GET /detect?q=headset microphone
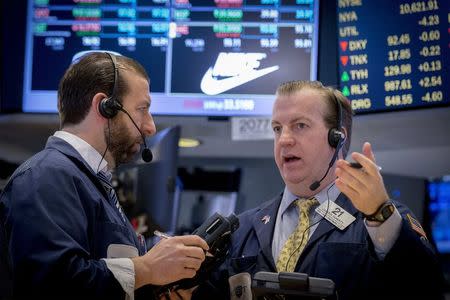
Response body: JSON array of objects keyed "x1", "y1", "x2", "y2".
[
  {"x1": 141, "y1": 146, "x2": 153, "y2": 163},
  {"x1": 309, "y1": 92, "x2": 344, "y2": 191},
  {"x1": 309, "y1": 138, "x2": 343, "y2": 191},
  {"x1": 118, "y1": 105, "x2": 153, "y2": 163},
  {"x1": 99, "y1": 52, "x2": 153, "y2": 163}
]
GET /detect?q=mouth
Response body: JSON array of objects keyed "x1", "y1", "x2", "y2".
[{"x1": 283, "y1": 154, "x2": 301, "y2": 164}]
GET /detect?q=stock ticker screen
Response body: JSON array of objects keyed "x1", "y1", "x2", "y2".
[
  {"x1": 337, "y1": 0, "x2": 449, "y2": 113},
  {"x1": 23, "y1": 0, "x2": 319, "y2": 116}
]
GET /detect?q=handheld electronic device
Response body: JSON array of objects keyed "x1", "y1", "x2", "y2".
[{"x1": 157, "y1": 213, "x2": 239, "y2": 294}]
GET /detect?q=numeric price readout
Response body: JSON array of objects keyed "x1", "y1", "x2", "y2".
[{"x1": 337, "y1": 0, "x2": 449, "y2": 113}]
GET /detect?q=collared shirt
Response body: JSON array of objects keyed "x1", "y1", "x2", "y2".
[
  {"x1": 272, "y1": 182, "x2": 402, "y2": 262},
  {"x1": 54, "y1": 131, "x2": 135, "y2": 300}
]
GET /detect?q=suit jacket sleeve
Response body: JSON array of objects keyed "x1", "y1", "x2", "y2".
[
  {"x1": 2, "y1": 163, "x2": 125, "y2": 299},
  {"x1": 378, "y1": 202, "x2": 446, "y2": 299}
]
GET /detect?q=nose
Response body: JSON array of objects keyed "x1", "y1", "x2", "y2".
[
  {"x1": 142, "y1": 112, "x2": 156, "y2": 137},
  {"x1": 278, "y1": 128, "x2": 295, "y2": 146}
]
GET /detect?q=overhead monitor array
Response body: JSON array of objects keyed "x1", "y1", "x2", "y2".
[{"x1": 23, "y1": 0, "x2": 319, "y2": 116}]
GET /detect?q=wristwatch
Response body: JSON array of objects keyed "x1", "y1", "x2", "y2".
[{"x1": 364, "y1": 201, "x2": 395, "y2": 222}]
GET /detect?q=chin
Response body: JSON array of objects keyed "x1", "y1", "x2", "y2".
[
  {"x1": 282, "y1": 169, "x2": 303, "y2": 182},
  {"x1": 116, "y1": 151, "x2": 136, "y2": 165},
  {"x1": 283, "y1": 173, "x2": 308, "y2": 187},
  {"x1": 125, "y1": 151, "x2": 139, "y2": 163}
]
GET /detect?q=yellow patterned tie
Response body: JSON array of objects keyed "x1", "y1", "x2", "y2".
[{"x1": 276, "y1": 198, "x2": 319, "y2": 272}]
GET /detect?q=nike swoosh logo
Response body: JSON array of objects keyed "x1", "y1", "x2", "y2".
[{"x1": 200, "y1": 65, "x2": 279, "y2": 95}]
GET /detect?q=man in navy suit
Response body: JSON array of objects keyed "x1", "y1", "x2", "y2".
[
  {"x1": 195, "y1": 81, "x2": 444, "y2": 299},
  {"x1": 0, "y1": 52, "x2": 208, "y2": 299}
]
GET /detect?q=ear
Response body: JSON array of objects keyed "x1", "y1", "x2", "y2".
[
  {"x1": 92, "y1": 92, "x2": 108, "y2": 120},
  {"x1": 339, "y1": 126, "x2": 348, "y2": 158},
  {"x1": 340, "y1": 126, "x2": 348, "y2": 142}
]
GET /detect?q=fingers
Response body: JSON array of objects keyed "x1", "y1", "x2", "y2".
[
  {"x1": 335, "y1": 161, "x2": 365, "y2": 202},
  {"x1": 350, "y1": 148, "x2": 380, "y2": 176},
  {"x1": 335, "y1": 142, "x2": 390, "y2": 215},
  {"x1": 175, "y1": 235, "x2": 209, "y2": 252},
  {"x1": 140, "y1": 235, "x2": 209, "y2": 286},
  {"x1": 362, "y1": 142, "x2": 376, "y2": 163},
  {"x1": 155, "y1": 235, "x2": 208, "y2": 262},
  {"x1": 160, "y1": 237, "x2": 207, "y2": 265},
  {"x1": 182, "y1": 253, "x2": 204, "y2": 271},
  {"x1": 336, "y1": 159, "x2": 370, "y2": 191},
  {"x1": 171, "y1": 235, "x2": 209, "y2": 264},
  {"x1": 335, "y1": 176, "x2": 359, "y2": 201},
  {"x1": 180, "y1": 268, "x2": 197, "y2": 279}
]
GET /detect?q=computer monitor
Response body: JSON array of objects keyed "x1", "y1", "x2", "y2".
[
  {"x1": 427, "y1": 178, "x2": 450, "y2": 255},
  {"x1": 22, "y1": 0, "x2": 320, "y2": 116},
  {"x1": 336, "y1": 0, "x2": 449, "y2": 113}
]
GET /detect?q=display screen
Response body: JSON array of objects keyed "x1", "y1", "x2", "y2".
[
  {"x1": 23, "y1": 0, "x2": 319, "y2": 116},
  {"x1": 337, "y1": 0, "x2": 449, "y2": 113},
  {"x1": 428, "y1": 179, "x2": 450, "y2": 254}
]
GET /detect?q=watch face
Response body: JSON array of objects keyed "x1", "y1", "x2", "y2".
[
  {"x1": 381, "y1": 204, "x2": 395, "y2": 220},
  {"x1": 364, "y1": 202, "x2": 395, "y2": 222}
]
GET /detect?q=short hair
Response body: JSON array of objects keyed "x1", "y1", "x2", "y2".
[
  {"x1": 276, "y1": 80, "x2": 354, "y2": 158},
  {"x1": 57, "y1": 52, "x2": 149, "y2": 127}
]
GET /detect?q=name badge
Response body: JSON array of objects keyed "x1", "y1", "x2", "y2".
[{"x1": 315, "y1": 200, "x2": 355, "y2": 230}]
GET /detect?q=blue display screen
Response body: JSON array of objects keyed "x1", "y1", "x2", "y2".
[
  {"x1": 428, "y1": 179, "x2": 450, "y2": 254},
  {"x1": 22, "y1": 0, "x2": 319, "y2": 116},
  {"x1": 337, "y1": 0, "x2": 449, "y2": 113}
]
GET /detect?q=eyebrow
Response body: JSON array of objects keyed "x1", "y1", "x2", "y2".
[
  {"x1": 291, "y1": 117, "x2": 311, "y2": 124},
  {"x1": 271, "y1": 117, "x2": 311, "y2": 126},
  {"x1": 139, "y1": 100, "x2": 151, "y2": 108}
]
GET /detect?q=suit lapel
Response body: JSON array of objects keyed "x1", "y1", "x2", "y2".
[{"x1": 251, "y1": 195, "x2": 282, "y2": 271}]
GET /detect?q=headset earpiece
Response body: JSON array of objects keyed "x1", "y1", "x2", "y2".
[
  {"x1": 328, "y1": 128, "x2": 343, "y2": 148},
  {"x1": 99, "y1": 97, "x2": 122, "y2": 119},
  {"x1": 327, "y1": 92, "x2": 344, "y2": 148}
]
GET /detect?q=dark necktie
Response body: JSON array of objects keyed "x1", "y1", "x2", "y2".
[{"x1": 97, "y1": 170, "x2": 127, "y2": 223}]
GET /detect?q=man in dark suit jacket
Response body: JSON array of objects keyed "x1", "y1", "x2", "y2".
[
  {"x1": 195, "y1": 81, "x2": 445, "y2": 299},
  {"x1": 0, "y1": 52, "x2": 208, "y2": 300}
]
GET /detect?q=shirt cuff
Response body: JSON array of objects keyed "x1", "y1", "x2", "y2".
[
  {"x1": 103, "y1": 258, "x2": 135, "y2": 300},
  {"x1": 365, "y1": 207, "x2": 402, "y2": 260}
]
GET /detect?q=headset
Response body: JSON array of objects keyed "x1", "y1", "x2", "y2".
[
  {"x1": 309, "y1": 91, "x2": 345, "y2": 191},
  {"x1": 98, "y1": 52, "x2": 153, "y2": 162},
  {"x1": 327, "y1": 92, "x2": 344, "y2": 149},
  {"x1": 98, "y1": 52, "x2": 123, "y2": 119}
]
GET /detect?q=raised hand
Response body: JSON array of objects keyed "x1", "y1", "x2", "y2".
[{"x1": 335, "y1": 142, "x2": 389, "y2": 216}]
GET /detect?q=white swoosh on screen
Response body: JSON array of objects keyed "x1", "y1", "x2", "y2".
[{"x1": 200, "y1": 65, "x2": 279, "y2": 95}]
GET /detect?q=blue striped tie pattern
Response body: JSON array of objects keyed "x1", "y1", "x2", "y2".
[{"x1": 97, "y1": 170, "x2": 127, "y2": 223}]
